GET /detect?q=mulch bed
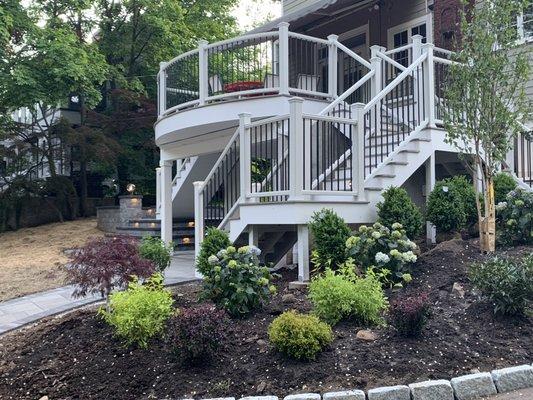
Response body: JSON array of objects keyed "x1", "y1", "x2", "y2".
[{"x1": 0, "y1": 239, "x2": 531, "y2": 400}]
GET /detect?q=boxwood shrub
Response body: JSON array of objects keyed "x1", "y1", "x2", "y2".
[
  {"x1": 377, "y1": 186, "x2": 423, "y2": 238},
  {"x1": 309, "y1": 208, "x2": 351, "y2": 270},
  {"x1": 196, "y1": 227, "x2": 231, "y2": 276}
]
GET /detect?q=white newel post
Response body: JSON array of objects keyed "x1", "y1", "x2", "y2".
[
  {"x1": 351, "y1": 102, "x2": 366, "y2": 199},
  {"x1": 239, "y1": 113, "x2": 252, "y2": 200},
  {"x1": 198, "y1": 39, "x2": 209, "y2": 106},
  {"x1": 425, "y1": 153, "x2": 436, "y2": 245},
  {"x1": 278, "y1": 22, "x2": 290, "y2": 96},
  {"x1": 297, "y1": 224, "x2": 310, "y2": 282},
  {"x1": 193, "y1": 181, "x2": 205, "y2": 262},
  {"x1": 288, "y1": 97, "x2": 304, "y2": 199},
  {"x1": 411, "y1": 35, "x2": 423, "y2": 108},
  {"x1": 327, "y1": 34, "x2": 339, "y2": 100},
  {"x1": 369, "y1": 45, "x2": 385, "y2": 97},
  {"x1": 155, "y1": 167, "x2": 162, "y2": 219},
  {"x1": 158, "y1": 62, "x2": 167, "y2": 116},
  {"x1": 160, "y1": 160, "x2": 173, "y2": 245},
  {"x1": 422, "y1": 42, "x2": 436, "y2": 127}
]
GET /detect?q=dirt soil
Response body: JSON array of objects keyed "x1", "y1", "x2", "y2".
[
  {"x1": 0, "y1": 218, "x2": 104, "y2": 301},
  {"x1": 0, "y1": 239, "x2": 531, "y2": 400}
]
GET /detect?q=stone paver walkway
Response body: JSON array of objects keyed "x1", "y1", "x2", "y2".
[
  {"x1": 486, "y1": 387, "x2": 533, "y2": 399},
  {"x1": 0, "y1": 251, "x2": 197, "y2": 335}
]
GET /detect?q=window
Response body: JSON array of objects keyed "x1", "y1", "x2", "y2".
[
  {"x1": 517, "y1": 3, "x2": 533, "y2": 41},
  {"x1": 391, "y1": 23, "x2": 428, "y2": 66}
]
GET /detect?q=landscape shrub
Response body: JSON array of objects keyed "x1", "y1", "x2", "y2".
[
  {"x1": 496, "y1": 188, "x2": 533, "y2": 246},
  {"x1": 389, "y1": 292, "x2": 431, "y2": 337},
  {"x1": 345, "y1": 222, "x2": 418, "y2": 286},
  {"x1": 308, "y1": 269, "x2": 388, "y2": 325},
  {"x1": 67, "y1": 236, "x2": 155, "y2": 302},
  {"x1": 202, "y1": 245, "x2": 276, "y2": 317},
  {"x1": 469, "y1": 254, "x2": 533, "y2": 315},
  {"x1": 168, "y1": 304, "x2": 228, "y2": 364},
  {"x1": 426, "y1": 180, "x2": 466, "y2": 233},
  {"x1": 99, "y1": 274, "x2": 174, "y2": 348},
  {"x1": 139, "y1": 236, "x2": 174, "y2": 273},
  {"x1": 268, "y1": 310, "x2": 333, "y2": 360},
  {"x1": 445, "y1": 175, "x2": 478, "y2": 226},
  {"x1": 309, "y1": 208, "x2": 351, "y2": 270},
  {"x1": 196, "y1": 227, "x2": 231, "y2": 276},
  {"x1": 377, "y1": 186, "x2": 424, "y2": 238},
  {"x1": 493, "y1": 173, "x2": 517, "y2": 205}
]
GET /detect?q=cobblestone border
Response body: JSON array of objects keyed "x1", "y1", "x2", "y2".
[{"x1": 194, "y1": 363, "x2": 533, "y2": 400}]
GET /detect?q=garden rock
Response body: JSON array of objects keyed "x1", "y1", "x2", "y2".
[
  {"x1": 452, "y1": 282, "x2": 465, "y2": 298},
  {"x1": 282, "y1": 293, "x2": 296, "y2": 304},
  {"x1": 256, "y1": 339, "x2": 268, "y2": 353},
  {"x1": 409, "y1": 379, "x2": 454, "y2": 400},
  {"x1": 367, "y1": 385, "x2": 410, "y2": 400},
  {"x1": 451, "y1": 372, "x2": 496, "y2": 400},
  {"x1": 38, "y1": 397, "x2": 49, "y2": 400},
  {"x1": 288, "y1": 281, "x2": 309, "y2": 291},
  {"x1": 356, "y1": 329, "x2": 377, "y2": 342},
  {"x1": 491, "y1": 364, "x2": 533, "y2": 393},
  {"x1": 322, "y1": 390, "x2": 365, "y2": 400},
  {"x1": 255, "y1": 381, "x2": 268, "y2": 393},
  {"x1": 283, "y1": 393, "x2": 320, "y2": 400}
]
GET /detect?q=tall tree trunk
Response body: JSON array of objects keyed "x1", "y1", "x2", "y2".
[{"x1": 480, "y1": 176, "x2": 496, "y2": 252}]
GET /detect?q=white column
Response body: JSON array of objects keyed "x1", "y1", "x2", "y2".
[
  {"x1": 160, "y1": 159, "x2": 173, "y2": 245},
  {"x1": 198, "y1": 39, "x2": 209, "y2": 105},
  {"x1": 297, "y1": 224, "x2": 310, "y2": 282},
  {"x1": 248, "y1": 226, "x2": 259, "y2": 247},
  {"x1": 239, "y1": 113, "x2": 252, "y2": 200},
  {"x1": 278, "y1": 22, "x2": 290, "y2": 96},
  {"x1": 411, "y1": 35, "x2": 423, "y2": 111},
  {"x1": 288, "y1": 97, "x2": 304, "y2": 199},
  {"x1": 327, "y1": 34, "x2": 339, "y2": 100},
  {"x1": 193, "y1": 181, "x2": 205, "y2": 263},
  {"x1": 155, "y1": 167, "x2": 162, "y2": 219},
  {"x1": 422, "y1": 42, "x2": 436, "y2": 127},
  {"x1": 425, "y1": 153, "x2": 436, "y2": 245},
  {"x1": 351, "y1": 102, "x2": 366, "y2": 199},
  {"x1": 369, "y1": 45, "x2": 385, "y2": 97},
  {"x1": 158, "y1": 62, "x2": 167, "y2": 116}
]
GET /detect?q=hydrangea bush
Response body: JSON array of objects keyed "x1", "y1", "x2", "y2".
[
  {"x1": 496, "y1": 188, "x2": 533, "y2": 246},
  {"x1": 346, "y1": 222, "x2": 418, "y2": 287},
  {"x1": 202, "y1": 245, "x2": 276, "y2": 317}
]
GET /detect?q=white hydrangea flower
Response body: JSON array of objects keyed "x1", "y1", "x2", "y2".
[
  {"x1": 216, "y1": 249, "x2": 227, "y2": 258},
  {"x1": 372, "y1": 231, "x2": 382, "y2": 239},
  {"x1": 375, "y1": 252, "x2": 390, "y2": 264},
  {"x1": 495, "y1": 201, "x2": 507, "y2": 211},
  {"x1": 402, "y1": 250, "x2": 417, "y2": 263},
  {"x1": 249, "y1": 245, "x2": 261, "y2": 256},
  {"x1": 207, "y1": 255, "x2": 219, "y2": 265}
]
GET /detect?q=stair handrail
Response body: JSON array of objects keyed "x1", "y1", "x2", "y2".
[{"x1": 319, "y1": 71, "x2": 374, "y2": 116}]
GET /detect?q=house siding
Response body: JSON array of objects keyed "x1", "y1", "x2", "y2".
[{"x1": 283, "y1": 0, "x2": 318, "y2": 15}]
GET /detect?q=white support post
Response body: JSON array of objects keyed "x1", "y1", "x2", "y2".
[
  {"x1": 422, "y1": 42, "x2": 436, "y2": 127},
  {"x1": 425, "y1": 153, "x2": 436, "y2": 245},
  {"x1": 198, "y1": 39, "x2": 209, "y2": 106},
  {"x1": 297, "y1": 224, "x2": 310, "y2": 282},
  {"x1": 155, "y1": 167, "x2": 162, "y2": 219},
  {"x1": 158, "y1": 62, "x2": 167, "y2": 116},
  {"x1": 411, "y1": 35, "x2": 423, "y2": 109},
  {"x1": 248, "y1": 226, "x2": 259, "y2": 247},
  {"x1": 288, "y1": 97, "x2": 304, "y2": 199},
  {"x1": 327, "y1": 34, "x2": 339, "y2": 100},
  {"x1": 239, "y1": 113, "x2": 252, "y2": 200},
  {"x1": 278, "y1": 22, "x2": 290, "y2": 96},
  {"x1": 351, "y1": 102, "x2": 366, "y2": 200},
  {"x1": 369, "y1": 45, "x2": 385, "y2": 97},
  {"x1": 193, "y1": 181, "x2": 205, "y2": 264},
  {"x1": 160, "y1": 159, "x2": 173, "y2": 245}
]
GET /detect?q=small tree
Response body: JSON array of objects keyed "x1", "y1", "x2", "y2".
[{"x1": 443, "y1": 0, "x2": 531, "y2": 252}]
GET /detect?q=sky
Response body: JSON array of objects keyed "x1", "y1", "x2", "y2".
[{"x1": 232, "y1": 0, "x2": 282, "y2": 31}]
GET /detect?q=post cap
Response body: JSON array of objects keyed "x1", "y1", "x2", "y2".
[
  {"x1": 288, "y1": 96, "x2": 304, "y2": 103},
  {"x1": 277, "y1": 22, "x2": 290, "y2": 28},
  {"x1": 159, "y1": 159, "x2": 173, "y2": 167},
  {"x1": 327, "y1": 34, "x2": 339, "y2": 42},
  {"x1": 350, "y1": 102, "x2": 365, "y2": 111},
  {"x1": 238, "y1": 112, "x2": 252, "y2": 118},
  {"x1": 198, "y1": 39, "x2": 209, "y2": 46},
  {"x1": 193, "y1": 181, "x2": 205, "y2": 187}
]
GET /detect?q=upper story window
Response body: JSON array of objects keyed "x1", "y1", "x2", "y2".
[{"x1": 517, "y1": 3, "x2": 533, "y2": 42}]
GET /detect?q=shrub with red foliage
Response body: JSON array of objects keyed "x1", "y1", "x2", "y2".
[
  {"x1": 67, "y1": 236, "x2": 155, "y2": 301},
  {"x1": 168, "y1": 304, "x2": 228, "y2": 365},
  {"x1": 389, "y1": 292, "x2": 431, "y2": 337}
]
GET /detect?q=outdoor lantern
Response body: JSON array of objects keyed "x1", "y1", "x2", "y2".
[{"x1": 126, "y1": 183, "x2": 136, "y2": 194}]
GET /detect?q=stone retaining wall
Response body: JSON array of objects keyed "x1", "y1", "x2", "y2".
[
  {"x1": 191, "y1": 363, "x2": 533, "y2": 400},
  {"x1": 96, "y1": 206, "x2": 120, "y2": 232}
]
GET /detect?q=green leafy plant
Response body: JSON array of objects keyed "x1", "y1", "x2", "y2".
[
  {"x1": 345, "y1": 222, "x2": 418, "y2": 286},
  {"x1": 377, "y1": 186, "x2": 423, "y2": 238},
  {"x1": 493, "y1": 173, "x2": 518, "y2": 205},
  {"x1": 99, "y1": 274, "x2": 174, "y2": 348},
  {"x1": 445, "y1": 175, "x2": 478, "y2": 227},
  {"x1": 168, "y1": 305, "x2": 228, "y2": 364},
  {"x1": 496, "y1": 188, "x2": 533, "y2": 246},
  {"x1": 308, "y1": 269, "x2": 388, "y2": 325},
  {"x1": 309, "y1": 208, "x2": 351, "y2": 270},
  {"x1": 202, "y1": 245, "x2": 276, "y2": 317},
  {"x1": 389, "y1": 292, "x2": 431, "y2": 337},
  {"x1": 139, "y1": 236, "x2": 174, "y2": 273},
  {"x1": 469, "y1": 254, "x2": 533, "y2": 315},
  {"x1": 196, "y1": 227, "x2": 231, "y2": 276},
  {"x1": 268, "y1": 310, "x2": 333, "y2": 360},
  {"x1": 426, "y1": 180, "x2": 467, "y2": 233}
]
